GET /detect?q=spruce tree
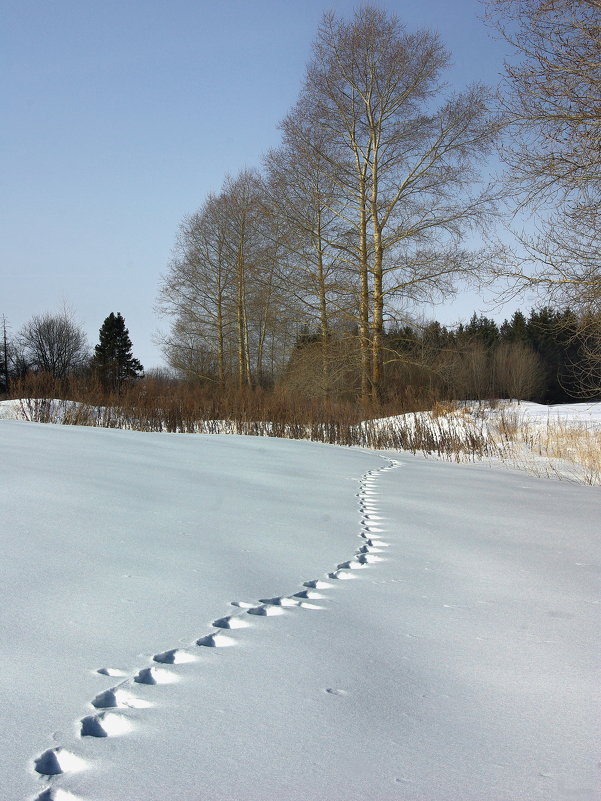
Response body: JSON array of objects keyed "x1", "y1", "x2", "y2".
[{"x1": 92, "y1": 312, "x2": 143, "y2": 392}]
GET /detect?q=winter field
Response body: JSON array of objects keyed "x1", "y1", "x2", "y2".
[
  {"x1": 1, "y1": 407, "x2": 600, "y2": 800},
  {"x1": 3, "y1": 397, "x2": 601, "y2": 485}
]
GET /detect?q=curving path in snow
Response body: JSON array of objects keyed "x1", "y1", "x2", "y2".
[
  {"x1": 1, "y1": 421, "x2": 599, "y2": 801},
  {"x1": 30, "y1": 457, "x2": 399, "y2": 799}
]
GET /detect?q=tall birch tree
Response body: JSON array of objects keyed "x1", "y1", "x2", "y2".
[{"x1": 297, "y1": 6, "x2": 498, "y2": 400}]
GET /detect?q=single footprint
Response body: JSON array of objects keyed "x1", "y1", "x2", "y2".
[
  {"x1": 196, "y1": 632, "x2": 235, "y2": 647},
  {"x1": 34, "y1": 747, "x2": 87, "y2": 776},
  {"x1": 96, "y1": 667, "x2": 126, "y2": 677},
  {"x1": 34, "y1": 789, "x2": 83, "y2": 801},
  {"x1": 356, "y1": 553, "x2": 383, "y2": 564},
  {"x1": 91, "y1": 688, "x2": 151, "y2": 709},
  {"x1": 259, "y1": 596, "x2": 300, "y2": 607},
  {"x1": 247, "y1": 604, "x2": 285, "y2": 616},
  {"x1": 91, "y1": 688, "x2": 118, "y2": 709},
  {"x1": 134, "y1": 666, "x2": 177, "y2": 685},
  {"x1": 153, "y1": 648, "x2": 196, "y2": 664},
  {"x1": 81, "y1": 712, "x2": 132, "y2": 737},
  {"x1": 213, "y1": 614, "x2": 251, "y2": 629},
  {"x1": 80, "y1": 714, "x2": 107, "y2": 737}
]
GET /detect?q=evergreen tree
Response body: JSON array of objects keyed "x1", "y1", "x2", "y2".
[
  {"x1": 1, "y1": 317, "x2": 8, "y2": 394},
  {"x1": 460, "y1": 314, "x2": 500, "y2": 349},
  {"x1": 92, "y1": 312, "x2": 143, "y2": 392},
  {"x1": 526, "y1": 307, "x2": 581, "y2": 402},
  {"x1": 500, "y1": 310, "x2": 528, "y2": 344}
]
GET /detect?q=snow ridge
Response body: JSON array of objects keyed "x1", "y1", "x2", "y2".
[{"x1": 30, "y1": 457, "x2": 399, "y2": 800}]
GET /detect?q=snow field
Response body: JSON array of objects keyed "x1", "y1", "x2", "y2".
[{"x1": 1, "y1": 420, "x2": 599, "y2": 800}]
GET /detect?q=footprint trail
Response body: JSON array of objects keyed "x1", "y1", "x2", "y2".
[{"x1": 30, "y1": 456, "x2": 399, "y2": 799}]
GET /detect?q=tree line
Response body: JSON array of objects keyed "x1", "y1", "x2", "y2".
[
  {"x1": 382, "y1": 307, "x2": 594, "y2": 405},
  {"x1": 0, "y1": 311, "x2": 143, "y2": 395},
  {"x1": 3, "y1": 301, "x2": 594, "y2": 408},
  {"x1": 157, "y1": 6, "x2": 499, "y2": 402},
  {"x1": 4, "y1": 2, "x2": 599, "y2": 409},
  {"x1": 156, "y1": 2, "x2": 600, "y2": 403}
]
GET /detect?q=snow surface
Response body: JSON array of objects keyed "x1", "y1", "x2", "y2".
[
  {"x1": 507, "y1": 400, "x2": 601, "y2": 425},
  {"x1": 366, "y1": 400, "x2": 601, "y2": 484},
  {"x1": 1, "y1": 419, "x2": 600, "y2": 800}
]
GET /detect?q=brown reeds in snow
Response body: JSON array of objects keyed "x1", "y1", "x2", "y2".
[{"x1": 4, "y1": 375, "x2": 600, "y2": 483}]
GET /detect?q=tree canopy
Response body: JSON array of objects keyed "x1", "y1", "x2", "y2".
[{"x1": 92, "y1": 312, "x2": 143, "y2": 392}]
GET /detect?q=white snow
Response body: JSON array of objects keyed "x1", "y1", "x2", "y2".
[
  {"x1": 367, "y1": 400, "x2": 601, "y2": 484},
  {"x1": 506, "y1": 400, "x2": 601, "y2": 424},
  {"x1": 1, "y1": 418, "x2": 599, "y2": 801}
]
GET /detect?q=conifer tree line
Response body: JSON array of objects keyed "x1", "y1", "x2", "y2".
[
  {"x1": 157, "y1": 3, "x2": 601, "y2": 402},
  {"x1": 385, "y1": 307, "x2": 595, "y2": 405}
]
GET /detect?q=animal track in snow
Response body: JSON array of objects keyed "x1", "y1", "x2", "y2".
[
  {"x1": 34, "y1": 748, "x2": 87, "y2": 776},
  {"x1": 258, "y1": 596, "x2": 300, "y2": 607},
  {"x1": 134, "y1": 666, "x2": 177, "y2": 685},
  {"x1": 213, "y1": 614, "x2": 252, "y2": 629},
  {"x1": 34, "y1": 789, "x2": 83, "y2": 801},
  {"x1": 196, "y1": 632, "x2": 236, "y2": 647},
  {"x1": 153, "y1": 648, "x2": 196, "y2": 664},
  {"x1": 28, "y1": 455, "x2": 398, "y2": 797},
  {"x1": 328, "y1": 569, "x2": 357, "y2": 580},
  {"x1": 91, "y1": 688, "x2": 152, "y2": 710},
  {"x1": 293, "y1": 589, "x2": 325, "y2": 600},
  {"x1": 95, "y1": 667, "x2": 126, "y2": 677},
  {"x1": 304, "y1": 579, "x2": 333, "y2": 589},
  {"x1": 80, "y1": 713, "x2": 132, "y2": 738},
  {"x1": 247, "y1": 604, "x2": 286, "y2": 616}
]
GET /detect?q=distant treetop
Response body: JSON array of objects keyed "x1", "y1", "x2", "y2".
[{"x1": 92, "y1": 312, "x2": 143, "y2": 392}]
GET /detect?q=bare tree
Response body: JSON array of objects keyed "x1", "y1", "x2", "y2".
[
  {"x1": 18, "y1": 310, "x2": 89, "y2": 380},
  {"x1": 486, "y1": 0, "x2": 601, "y2": 206},
  {"x1": 295, "y1": 6, "x2": 499, "y2": 400},
  {"x1": 485, "y1": 0, "x2": 601, "y2": 388},
  {"x1": 158, "y1": 193, "x2": 235, "y2": 384},
  {"x1": 493, "y1": 341, "x2": 545, "y2": 400},
  {"x1": 159, "y1": 170, "x2": 295, "y2": 388},
  {"x1": 264, "y1": 111, "x2": 354, "y2": 393}
]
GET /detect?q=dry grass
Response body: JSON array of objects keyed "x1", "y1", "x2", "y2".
[
  {"x1": 531, "y1": 422, "x2": 601, "y2": 485},
  {"x1": 487, "y1": 408, "x2": 601, "y2": 485},
  {"x1": 7, "y1": 375, "x2": 600, "y2": 484},
  {"x1": 7, "y1": 374, "x2": 494, "y2": 459},
  {"x1": 430, "y1": 399, "x2": 459, "y2": 418}
]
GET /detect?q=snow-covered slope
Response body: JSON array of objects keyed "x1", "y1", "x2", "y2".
[
  {"x1": 1, "y1": 421, "x2": 599, "y2": 800},
  {"x1": 508, "y1": 400, "x2": 601, "y2": 424}
]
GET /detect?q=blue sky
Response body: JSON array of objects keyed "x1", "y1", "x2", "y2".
[{"x1": 1, "y1": 0, "x2": 513, "y2": 369}]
